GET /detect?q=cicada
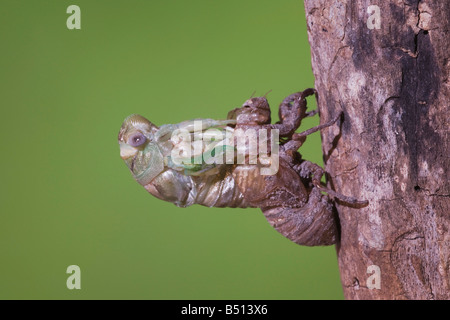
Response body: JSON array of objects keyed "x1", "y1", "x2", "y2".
[{"x1": 118, "y1": 89, "x2": 367, "y2": 246}]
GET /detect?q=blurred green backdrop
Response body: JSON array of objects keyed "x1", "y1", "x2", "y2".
[{"x1": 0, "y1": 0, "x2": 343, "y2": 299}]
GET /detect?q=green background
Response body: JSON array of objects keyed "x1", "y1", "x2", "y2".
[{"x1": 0, "y1": 0, "x2": 343, "y2": 299}]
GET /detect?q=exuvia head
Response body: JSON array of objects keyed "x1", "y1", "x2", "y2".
[{"x1": 237, "y1": 96, "x2": 271, "y2": 125}]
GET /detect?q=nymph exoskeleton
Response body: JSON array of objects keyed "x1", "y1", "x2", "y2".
[{"x1": 118, "y1": 89, "x2": 367, "y2": 246}]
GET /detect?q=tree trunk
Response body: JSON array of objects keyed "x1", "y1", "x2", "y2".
[{"x1": 303, "y1": 0, "x2": 449, "y2": 299}]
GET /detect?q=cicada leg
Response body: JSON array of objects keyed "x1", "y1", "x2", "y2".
[
  {"x1": 295, "y1": 160, "x2": 368, "y2": 206},
  {"x1": 269, "y1": 88, "x2": 318, "y2": 137}
]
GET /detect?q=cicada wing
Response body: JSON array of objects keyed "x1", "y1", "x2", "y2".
[
  {"x1": 155, "y1": 119, "x2": 236, "y2": 142},
  {"x1": 158, "y1": 119, "x2": 237, "y2": 176}
]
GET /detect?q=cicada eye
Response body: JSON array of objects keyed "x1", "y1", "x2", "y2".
[{"x1": 128, "y1": 132, "x2": 147, "y2": 147}]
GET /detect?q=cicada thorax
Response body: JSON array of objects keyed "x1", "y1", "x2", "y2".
[{"x1": 232, "y1": 158, "x2": 338, "y2": 246}]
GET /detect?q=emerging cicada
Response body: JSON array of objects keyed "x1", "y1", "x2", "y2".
[{"x1": 118, "y1": 89, "x2": 367, "y2": 246}]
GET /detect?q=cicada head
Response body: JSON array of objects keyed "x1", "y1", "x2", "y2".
[
  {"x1": 227, "y1": 97, "x2": 271, "y2": 125},
  {"x1": 118, "y1": 114, "x2": 164, "y2": 186}
]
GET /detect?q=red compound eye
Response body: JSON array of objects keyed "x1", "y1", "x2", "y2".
[{"x1": 128, "y1": 132, "x2": 147, "y2": 147}]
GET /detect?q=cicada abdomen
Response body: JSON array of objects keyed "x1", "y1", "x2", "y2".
[{"x1": 232, "y1": 160, "x2": 338, "y2": 246}]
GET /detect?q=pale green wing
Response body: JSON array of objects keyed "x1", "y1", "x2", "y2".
[{"x1": 157, "y1": 119, "x2": 237, "y2": 176}]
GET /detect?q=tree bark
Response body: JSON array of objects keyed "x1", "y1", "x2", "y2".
[{"x1": 303, "y1": 0, "x2": 449, "y2": 299}]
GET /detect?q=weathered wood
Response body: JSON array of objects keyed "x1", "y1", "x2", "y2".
[{"x1": 303, "y1": 0, "x2": 449, "y2": 299}]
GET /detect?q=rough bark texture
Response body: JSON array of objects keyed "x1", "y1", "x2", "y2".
[{"x1": 303, "y1": 0, "x2": 449, "y2": 299}]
